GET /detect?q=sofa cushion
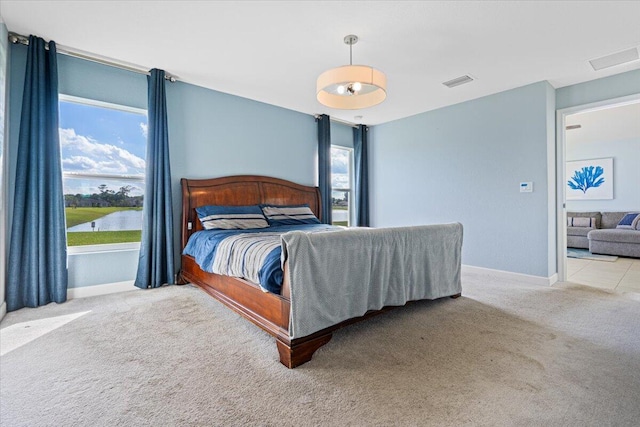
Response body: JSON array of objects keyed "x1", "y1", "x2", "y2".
[
  {"x1": 601, "y1": 212, "x2": 627, "y2": 229},
  {"x1": 567, "y1": 226, "x2": 593, "y2": 237},
  {"x1": 568, "y1": 217, "x2": 597, "y2": 227},
  {"x1": 616, "y1": 213, "x2": 640, "y2": 230},
  {"x1": 567, "y1": 212, "x2": 601, "y2": 228},
  {"x1": 588, "y1": 229, "x2": 640, "y2": 244}
]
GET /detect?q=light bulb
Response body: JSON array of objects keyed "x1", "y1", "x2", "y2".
[
  {"x1": 337, "y1": 85, "x2": 345, "y2": 95},
  {"x1": 353, "y1": 82, "x2": 362, "y2": 92}
]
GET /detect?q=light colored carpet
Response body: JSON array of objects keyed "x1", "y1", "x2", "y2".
[{"x1": 1, "y1": 274, "x2": 639, "y2": 427}]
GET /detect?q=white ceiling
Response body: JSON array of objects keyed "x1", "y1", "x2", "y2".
[
  {"x1": 566, "y1": 102, "x2": 640, "y2": 145},
  {"x1": 1, "y1": 1, "x2": 639, "y2": 125}
]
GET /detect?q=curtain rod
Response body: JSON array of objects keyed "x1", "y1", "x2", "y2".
[
  {"x1": 8, "y1": 32, "x2": 177, "y2": 82},
  {"x1": 314, "y1": 114, "x2": 360, "y2": 128}
]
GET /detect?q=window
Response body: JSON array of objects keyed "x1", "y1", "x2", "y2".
[
  {"x1": 331, "y1": 146, "x2": 353, "y2": 226},
  {"x1": 59, "y1": 95, "x2": 147, "y2": 248}
]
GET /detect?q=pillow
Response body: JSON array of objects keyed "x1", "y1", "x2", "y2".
[
  {"x1": 261, "y1": 204, "x2": 321, "y2": 226},
  {"x1": 616, "y1": 213, "x2": 640, "y2": 230},
  {"x1": 568, "y1": 216, "x2": 597, "y2": 228},
  {"x1": 196, "y1": 205, "x2": 269, "y2": 230}
]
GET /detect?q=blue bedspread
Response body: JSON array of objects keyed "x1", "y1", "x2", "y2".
[{"x1": 183, "y1": 224, "x2": 339, "y2": 294}]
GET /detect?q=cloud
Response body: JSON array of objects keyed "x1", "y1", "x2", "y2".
[
  {"x1": 331, "y1": 149, "x2": 349, "y2": 174},
  {"x1": 332, "y1": 173, "x2": 349, "y2": 189},
  {"x1": 60, "y1": 128, "x2": 145, "y2": 175},
  {"x1": 140, "y1": 122, "x2": 148, "y2": 138}
]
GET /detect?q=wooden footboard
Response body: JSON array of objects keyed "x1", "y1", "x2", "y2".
[
  {"x1": 182, "y1": 254, "x2": 337, "y2": 368},
  {"x1": 182, "y1": 255, "x2": 461, "y2": 368},
  {"x1": 179, "y1": 176, "x2": 462, "y2": 368},
  {"x1": 181, "y1": 255, "x2": 290, "y2": 343},
  {"x1": 180, "y1": 175, "x2": 338, "y2": 367}
]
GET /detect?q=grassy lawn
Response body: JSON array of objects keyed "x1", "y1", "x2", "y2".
[
  {"x1": 67, "y1": 230, "x2": 141, "y2": 246},
  {"x1": 332, "y1": 221, "x2": 348, "y2": 226},
  {"x1": 65, "y1": 207, "x2": 142, "y2": 228}
]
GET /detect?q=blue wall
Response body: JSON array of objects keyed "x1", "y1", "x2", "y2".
[
  {"x1": 6, "y1": 38, "x2": 639, "y2": 288},
  {"x1": 166, "y1": 81, "x2": 317, "y2": 268},
  {"x1": 556, "y1": 69, "x2": 640, "y2": 110},
  {"x1": 331, "y1": 121, "x2": 354, "y2": 149},
  {"x1": 369, "y1": 82, "x2": 556, "y2": 277},
  {"x1": 566, "y1": 137, "x2": 640, "y2": 212},
  {"x1": 7, "y1": 43, "x2": 317, "y2": 289}
]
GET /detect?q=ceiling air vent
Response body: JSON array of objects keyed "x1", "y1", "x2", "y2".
[
  {"x1": 589, "y1": 47, "x2": 639, "y2": 71},
  {"x1": 442, "y1": 75, "x2": 474, "y2": 88}
]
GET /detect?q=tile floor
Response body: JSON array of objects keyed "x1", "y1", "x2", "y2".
[{"x1": 566, "y1": 256, "x2": 640, "y2": 293}]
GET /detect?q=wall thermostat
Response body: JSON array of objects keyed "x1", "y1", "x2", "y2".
[{"x1": 520, "y1": 182, "x2": 533, "y2": 193}]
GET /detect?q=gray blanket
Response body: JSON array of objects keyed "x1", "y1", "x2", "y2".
[{"x1": 281, "y1": 223, "x2": 463, "y2": 338}]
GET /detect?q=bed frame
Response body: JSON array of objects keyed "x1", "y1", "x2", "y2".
[{"x1": 179, "y1": 175, "x2": 460, "y2": 368}]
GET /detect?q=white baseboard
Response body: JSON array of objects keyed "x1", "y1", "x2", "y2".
[
  {"x1": 462, "y1": 265, "x2": 558, "y2": 286},
  {"x1": 67, "y1": 280, "x2": 138, "y2": 300},
  {"x1": 0, "y1": 301, "x2": 6, "y2": 322}
]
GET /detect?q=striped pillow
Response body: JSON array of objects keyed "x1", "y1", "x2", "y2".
[
  {"x1": 196, "y1": 205, "x2": 269, "y2": 230},
  {"x1": 568, "y1": 217, "x2": 596, "y2": 227},
  {"x1": 260, "y1": 204, "x2": 321, "y2": 226}
]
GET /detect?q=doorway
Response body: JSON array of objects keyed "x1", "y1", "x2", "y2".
[{"x1": 556, "y1": 94, "x2": 640, "y2": 284}]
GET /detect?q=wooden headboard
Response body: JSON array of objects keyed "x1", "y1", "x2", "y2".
[{"x1": 181, "y1": 175, "x2": 322, "y2": 249}]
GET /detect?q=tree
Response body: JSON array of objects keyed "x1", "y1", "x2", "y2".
[
  {"x1": 118, "y1": 185, "x2": 132, "y2": 198},
  {"x1": 64, "y1": 194, "x2": 79, "y2": 208}
]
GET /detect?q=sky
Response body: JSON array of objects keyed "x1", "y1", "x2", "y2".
[
  {"x1": 59, "y1": 99, "x2": 147, "y2": 196},
  {"x1": 331, "y1": 147, "x2": 350, "y2": 201}
]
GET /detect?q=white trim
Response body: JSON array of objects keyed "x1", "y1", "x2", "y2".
[
  {"x1": 0, "y1": 301, "x2": 6, "y2": 322},
  {"x1": 556, "y1": 108, "x2": 568, "y2": 282},
  {"x1": 555, "y1": 93, "x2": 640, "y2": 282},
  {"x1": 59, "y1": 94, "x2": 147, "y2": 115},
  {"x1": 64, "y1": 172, "x2": 144, "y2": 182},
  {"x1": 67, "y1": 280, "x2": 137, "y2": 299},
  {"x1": 462, "y1": 265, "x2": 558, "y2": 286},
  {"x1": 68, "y1": 242, "x2": 140, "y2": 255}
]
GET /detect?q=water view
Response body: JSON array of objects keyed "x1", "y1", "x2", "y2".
[
  {"x1": 68, "y1": 210, "x2": 143, "y2": 232},
  {"x1": 332, "y1": 209, "x2": 348, "y2": 223}
]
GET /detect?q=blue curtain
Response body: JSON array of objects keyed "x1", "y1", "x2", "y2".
[
  {"x1": 134, "y1": 69, "x2": 175, "y2": 289},
  {"x1": 317, "y1": 114, "x2": 332, "y2": 224},
  {"x1": 353, "y1": 124, "x2": 370, "y2": 227},
  {"x1": 7, "y1": 36, "x2": 67, "y2": 311}
]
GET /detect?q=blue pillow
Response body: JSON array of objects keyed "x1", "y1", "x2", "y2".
[
  {"x1": 196, "y1": 205, "x2": 269, "y2": 230},
  {"x1": 616, "y1": 213, "x2": 640, "y2": 230},
  {"x1": 260, "y1": 204, "x2": 321, "y2": 226}
]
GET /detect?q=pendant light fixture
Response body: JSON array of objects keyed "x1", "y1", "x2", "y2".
[{"x1": 316, "y1": 35, "x2": 387, "y2": 110}]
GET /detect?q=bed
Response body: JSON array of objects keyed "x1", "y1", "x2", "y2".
[{"x1": 179, "y1": 175, "x2": 463, "y2": 368}]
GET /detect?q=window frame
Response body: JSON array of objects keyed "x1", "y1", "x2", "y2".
[
  {"x1": 330, "y1": 145, "x2": 355, "y2": 227},
  {"x1": 59, "y1": 94, "x2": 147, "y2": 254}
]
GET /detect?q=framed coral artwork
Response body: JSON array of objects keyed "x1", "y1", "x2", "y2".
[{"x1": 566, "y1": 157, "x2": 613, "y2": 200}]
